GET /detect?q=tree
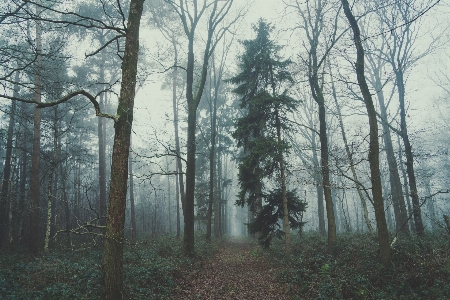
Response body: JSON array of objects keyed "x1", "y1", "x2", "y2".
[
  {"x1": 288, "y1": 0, "x2": 341, "y2": 248},
  {"x1": 29, "y1": 16, "x2": 42, "y2": 255},
  {"x1": 373, "y1": 0, "x2": 439, "y2": 236},
  {"x1": 329, "y1": 64, "x2": 374, "y2": 234},
  {"x1": 229, "y1": 19, "x2": 305, "y2": 252},
  {"x1": 0, "y1": 0, "x2": 145, "y2": 298},
  {"x1": 102, "y1": 1, "x2": 144, "y2": 297},
  {"x1": 364, "y1": 32, "x2": 409, "y2": 234},
  {"x1": 0, "y1": 73, "x2": 18, "y2": 248},
  {"x1": 147, "y1": 0, "x2": 186, "y2": 238},
  {"x1": 341, "y1": 0, "x2": 392, "y2": 269},
  {"x1": 166, "y1": 0, "x2": 238, "y2": 257}
]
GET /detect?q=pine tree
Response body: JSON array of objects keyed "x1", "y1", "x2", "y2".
[{"x1": 229, "y1": 19, "x2": 306, "y2": 251}]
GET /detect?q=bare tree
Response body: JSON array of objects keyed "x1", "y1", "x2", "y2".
[
  {"x1": 166, "y1": 0, "x2": 241, "y2": 257},
  {"x1": 287, "y1": 0, "x2": 346, "y2": 248},
  {"x1": 341, "y1": 0, "x2": 392, "y2": 269}
]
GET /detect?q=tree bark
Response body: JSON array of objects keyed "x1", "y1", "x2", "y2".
[
  {"x1": 18, "y1": 101, "x2": 28, "y2": 244},
  {"x1": 172, "y1": 0, "x2": 234, "y2": 257},
  {"x1": 398, "y1": 135, "x2": 414, "y2": 231},
  {"x1": 206, "y1": 74, "x2": 216, "y2": 243},
  {"x1": 103, "y1": 1, "x2": 144, "y2": 299},
  {"x1": 342, "y1": 0, "x2": 392, "y2": 269},
  {"x1": 276, "y1": 109, "x2": 291, "y2": 254},
  {"x1": 171, "y1": 38, "x2": 184, "y2": 238},
  {"x1": 318, "y1": 102, "x2": 336, "y2": 248},
  {"x1": 44, "y1": 107, "x2": 58, "y2": 251},
  {"x1": 98, "y1": 48, "x2": 107, "y2": 229},
  {"x1": 311, "y1": 130, "x2": 326, "y2": 234},
  {"x1": 305, "y1": 10, "x2": 336, "y2": 247},
  {"x1": 330, "y1": 71, "x2": 374, "y2": 234},
  {"x1": 129, "y1": 138, "x2": 136, "y2": 243},
  {"x1": 365, "y1": 49, "x2": 409, "y2": 234},
  {"x1": 396, "y1": 69, "x2": 424, "y2": 236},
  {"x1": 0, "y1": 73, "x2": 18, "y2": 248},
  {"x1": 29, "y1": 20, "x2": 42, "y2": 254}
]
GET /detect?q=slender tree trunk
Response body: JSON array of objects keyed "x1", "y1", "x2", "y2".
[
  {"x1": 311, "y1": 131, "x2": 326, "y2": 235},
  {"x1": 129, "y1": 137, "x2": 136, "y2": 243},
  {"x1": 276, "y1": 109, "x2": 291, "y2": 254},
  {"x1": 171, "y1": 39, "x2": 184, "y2": 238},
  {"x1": 29, "y1": 20, "x2": 42, "y2": 254},
  {"x1": 369, "y1": 69, "x2": 409, "y2": 234},
  {"x1": 214, "y1": 133, "x2": 221, "y2": 238},
  {"x1": 8, "y1": 149, "x2": 18, "y2": 247},
  {"x1": 98, "y1": 49, "x2": 107, "y2": 229},
  {"x1": 308, "y1": 37, "x2": 336, "y2": 246},
  {"x1": 103, "y1": 1, "x2": 143, "y2": 299},
  {"x1": 175, "y1": 164, "x2": 181, "y2": 238},
  {"x1": 331, "y1": 74, "x2": 374, "y2": 234},
  {"x1": 318, "y1": 103, "x2": 336, "y2": 248},
  {"x1": 18, "y1": 102, "x2": 28, "y2": 245},
  {"x1": 183, "y1": 27, "x2": 211, "y2": 256},
  {"x1": 342, "y1": 0, "x2": 392, "y2": 269},
  {"x1": 206, "y1": 80, "x2": 215, "y2": 243},
  {"x1": 184, "y1": 105, "x2": 197, "y2": 256},
  {"x1": 0, "y1": 73, "x2": 18, "y2": 248},
  {"x1": 44, "y1": 107, "x2": 58, "y2": 251},
  {"x1": 398, "y1": 136, "x2": 414, "y2": 231},
  {"x1": 59, "y1": 159, "x2": 71, "y2": 247},
  {"x1": 167, "y1": 159, "x2": 172, "y2": 234},
  {"x1": 396, "y1": 70, "x2": 424, "y2": 236}
]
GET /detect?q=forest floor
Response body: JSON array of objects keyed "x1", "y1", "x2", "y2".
[{"x1": 172, "y1": 238, "x2": 291, "y2": 300}]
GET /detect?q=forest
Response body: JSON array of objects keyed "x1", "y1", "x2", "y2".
[{"x1": 0, "y1": 0, "x2": 449, "y2": 299}]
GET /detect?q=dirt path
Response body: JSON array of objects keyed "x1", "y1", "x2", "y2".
[{"x1": 173, "y1": 239, "x2": 291, "y2": 299}]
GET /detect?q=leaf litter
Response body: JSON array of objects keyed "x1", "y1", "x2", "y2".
[{"x1": 173, "y1": 238, "x2": 291, "y2": 299}]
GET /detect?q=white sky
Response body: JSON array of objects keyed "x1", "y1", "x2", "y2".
[{"x1": 133, "y1": 0, "x2": 450, "y2": 146}]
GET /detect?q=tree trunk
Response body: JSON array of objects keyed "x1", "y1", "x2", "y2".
[
  {"x1": 398, "y1": 135, "x2": 414, "y2": 231},
  {"x1": 0, "y1": 73, "x2": 18, "y2": 248},
  {"x1": 29, "y1": 20, "x2": 42, "y2": 254},
  {"x1": 184, "y1": 104, "x2": 197, "y2": 257},
  {"x1": 276, "y1": 109, "x2": 291, "y2": 254},
  {"x1": 396, "y1": 69, "x2": 424, "y2": 236},
  {"x1": 183, "y1": 28, "x2": 211, "y2": 257},
  {"x1": 206, "y1": 76, "x2": 216, "y2": 243},
  {"x1": 129, "y1": 138, "x2": 136, "y2": 243},
  {"x1": 59, "y1": 160, "x2": 71, "y2": 247},
  {"x1": 342, "y1": 0, "x2": 392, "y2": 269},
  {"x1": 171, "y1": 39, "x2": 184, "y2": 238},
  {"x1": 214, "y1": 131, "x2": 221, "y2": 238},
  {"x1": 366, "y1": 60, "x2": 409, "y2": 234},
  {"x1": 98, "y1": 49, "x2": 107, "y2": 229},
  {"x1": 318, "y1": 103, "x2": 336, "y2": 248},
  {"x1": 330, "y1": 73, "x2": 374, "y2": 234},
  {"x1": 103, "y1": 1, "x2": 143, "y2": 299},
  {"x1": 175, "y1": 164, "x2": 181, "y2": 238},
  {"x1": 44, "y1": 107, "x2": 58, "y2": 251},
  {"x1": 310, "y1": 127, "x2": 326, "y2": 235},
  {"x1": 18, "y1": 102, "x2": 28, "y2": 245},
  {"x1": 307, "y1": 25, "x2": 336, "y2": 246}
]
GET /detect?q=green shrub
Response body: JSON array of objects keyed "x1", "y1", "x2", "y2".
[
  {"x1": 0, "y1": 234, "x2": 221, "y2": 299},
  {"x1": 268, "y1": 232, "x2": 450, "y2": 299}
]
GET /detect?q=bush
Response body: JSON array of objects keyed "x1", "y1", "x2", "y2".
[
  {"x1": 0, "y1": 234, "x2": 221, "y2": 299},
  {"x1": 267, "y1": 232, "x2": 450, "y2": 299}
]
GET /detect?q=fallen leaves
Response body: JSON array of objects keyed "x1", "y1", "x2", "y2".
[{"x1": 173, "y1": 238, "x2": 291, "y2": 299}]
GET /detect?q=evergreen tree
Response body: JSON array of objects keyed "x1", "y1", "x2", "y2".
[{"x1": 229, "y1": 19, "x2": 306, "y2": 250}]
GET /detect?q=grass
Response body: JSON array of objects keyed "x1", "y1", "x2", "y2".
[
  {"x1": 0, "y1": 234, "x2": 220, "y2": 300},
  {"x1": 268, "y1": 232, "x2": 450, "y2": 299}
]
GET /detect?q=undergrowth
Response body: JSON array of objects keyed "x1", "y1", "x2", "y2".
[
  {"x1": 0, "y1": 234, "x2": 220, "y2": 299},
  {"x1": 268, "y1": 232, "x2": 450, "y2": 299}
]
